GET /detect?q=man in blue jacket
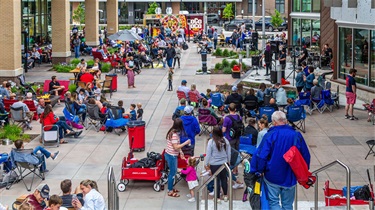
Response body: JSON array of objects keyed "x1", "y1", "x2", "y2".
[
  {"x1": 251, "y1": 111, "x2": 310, "y2": 210},
  {"x1": 180, "y1": 106, "x2": 200, "y2": 156}
]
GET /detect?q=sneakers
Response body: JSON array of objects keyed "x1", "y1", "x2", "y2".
[
  {"x1": 52, "y1": 151, "x2": 59, "y2": 160},
  {"x1": 345, "y1": 114, "x2": 350, "y2": 119},
  {"x1": 188, "y1": 197, "x2": 195, "y2": 202},
  {"x1": 350, "y1": 116, "x2": 358, "y2": 120},
  {"x1": 186, "y1": 194, "x2": 192, "y2": 198},
  {"x1": 233, "y1": 183, "x2": 244, "y2": 189},
  {"x1": 74, "y1": 131, "x2": 83, "y2": 138},
  {"x1": 209, "y1": 191, "x2": 214, "y2": 196},
  {"x1": 223, "y1": 196, "x2": 228, "y2": 202},
  {"x1": 216, "y1": 199, "x2": 221, "y2": 204}
]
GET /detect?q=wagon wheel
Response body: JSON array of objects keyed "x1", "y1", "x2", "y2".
[
  {"x1": 123, "y1": 179, "x2": 129, "y2": 185},
  {"x1": 153, "y1": 182, "x2": 161, "y2": 192},
  {"x1": 117, "y1": 182, "x2": 126, "y2": 192}
]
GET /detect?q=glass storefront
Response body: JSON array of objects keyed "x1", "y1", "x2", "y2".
[
  {"x1": 292, "y1": 18, "x2": 320, "y2": 47},
  {"x1": 22, "y1": 0, "x2": 52, "y2": 48},
  {"x1": 339, "y1": 27, "x2": 375, "y2": 87},
  {"x1": 119, "y1": 2, "x2": 129, "y2": 24}
]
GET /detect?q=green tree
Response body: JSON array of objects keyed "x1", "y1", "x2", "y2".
[
  {"x1": 72, "y1": 3, "x2": 85, "y2": 28},
  {"x1": 271, "y1": 9, "x2": 283, "y2": 30},
  {"x1": 147, "y1": 2, "x2": 159, "y2": 14},
  {"x1": 223, "y1": 3, "x2": 234, "y2": 22}
]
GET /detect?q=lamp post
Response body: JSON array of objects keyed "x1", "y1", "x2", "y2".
[
  {"x1": 252, "y1": 0, "x2": 255, "y2": 30},
  {"x1": 261, "y1": 0, "x2": 265, "y2": 50},
  {"x1": 22, "y1": 31, "x2": 28, "y2": 73}
]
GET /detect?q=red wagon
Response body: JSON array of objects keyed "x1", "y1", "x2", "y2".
[
  {"x1": 117, "y1": 151, "x2": 167, "y2": 192},
  {"x1": 324, "y1": 180, "x2": 371, "y2": 206}
]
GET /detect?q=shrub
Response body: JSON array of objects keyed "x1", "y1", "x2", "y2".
[
  {"x1": 101, "y1": 62, "x2": 111, "y2": 73},
  {"x1": 222, "y1": 49, "x2": 230, "y2": 57},
  {"x1": 230, "y1": 51, "x2": 237, "y2": 56},
  {"x1": 230, "y1": 60, "x2": 238, "y2": 68},
  {"x1": 68, "y1": 84, "x2": 77, "y2": 93},
  {"x1": 87, "y1": 60, "x2": 95, "y2": 66},
  {"x1": 223, "y1": 67, "x2": 232, "y2": 74},
  {"x1": 70, "y1": 58, "x2": 80, "y2": 66},
  {"x1": 215, "y1": 63, "x2": 223, "y2": 70},
  {"x1": 222, "y1": 59, "x2": 230, "y2": 68},
  {"x1": 0, "y1": 125, "x2": 22, "y2": 142},
  {"x1": 107, "y1": 48, "x2": 118, "y2": 54},
  {"x1": 214, "y1": 48, "x2": 223, "y2": 56},
  {"x1": 53, "y1": 64, "x2": 76, "y2": 73}
]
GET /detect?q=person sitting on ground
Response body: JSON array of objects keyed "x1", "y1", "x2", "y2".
[
  {"x1": 40, "y1": 104, "x2": 82, "y2": 144},
  {"x1": 243, "y1": 118, "x2": 258, "y2": 146},
  {"x1": 79, "y1": 68, "x2": 94, "y2": 84},
  {"x1": 44, "y1": 195, "x2": 63, "y2": 210},
  {"x1": 202, "y1": 98, "x2": 222, "y2": 124},
  {"x1": 172, "y1": 98, "x2": 189, "y2": 120},
  {"x1": 25, "y1": 184, "x2": 50, "y2": 210},
  {"x1": 180, "y1": 106, "x2": 201, "y2": 156},
  {"x1": 25, "y1": 92, "x2": 38, "y2": 107},
  {"x1": 11, "y1": 96, "x2": 34, "y2": 124},
  {"x1": 225, "y1": 86, "x2": 244, "y2": 116},
  {"x1": 60, "y1": 179, "x2": 84, "y2": 208},
  {"x1": 311, "y1": 79, "x2": 323, "y2": 101},
  {"x1": 72, "y1": 180, "x2": 106, "y2": 210},
  {"x1": 177, "y1": 80, "x2": 190, "y2": 99},
  {"x1": 49, "y1": 76, "x2": 65, "y2": 103},
  {"x1": 13, "y1": 140, "x2": 59, "y2": 173}
]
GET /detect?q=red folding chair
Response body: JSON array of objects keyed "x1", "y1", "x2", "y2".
[{"x1": 176, "y1": 91, "x2": 187, "y2": 105}]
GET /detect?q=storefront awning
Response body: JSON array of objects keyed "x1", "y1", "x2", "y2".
[{"x1": 289, "y1": 12, "x2": 320, "y2": 20}]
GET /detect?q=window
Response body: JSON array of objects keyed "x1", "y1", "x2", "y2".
[
  {"x1": 338, "y1": 28, "x2": 353, "y2": 80},
  {"x1": 248, "y1": 0, "x2": 257, "y2": 14},
  {"x1": 312, "y1": 0, "x2": 320, "y2": 12},
  {"x1": 370, "y1": 30, "x2": 375, "y2": 87},
  {"x1": 293, "y1": 0, "x2": 301, "y2": 12},
  {"x1": 275, "y1": 0, "x2": 285, "y2": 13},
  {"x1": 302, "y1": 0, "x2": 312, "y2": 12},
  {"x1": 292, "y1": 18, "x2": 301, "y2": 46},
  {"x1": 353, "y1": 29, "x2": 369, "y2": 86}
]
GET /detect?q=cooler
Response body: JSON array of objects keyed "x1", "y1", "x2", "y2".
[
  {"x1": 105, "y1": 74, "x2": 117, "y2": 92},
  {"x1": 127, "y1": 121, "x2": 146, "y2": 152}
]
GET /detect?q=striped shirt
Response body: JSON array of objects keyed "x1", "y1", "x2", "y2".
[{"x1": 166, "y1": 133, "x2": 180, "y2": 156}]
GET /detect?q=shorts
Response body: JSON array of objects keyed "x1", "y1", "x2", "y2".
[
  {"x1": 188, "y1": 180, "x2": 199, "y2": 190},
  {"x1": 346, "y1": 92, "x2": 356, "y2": 104},
  {"x1": 229, "y1": 139, "x2": 239, "y2": 150}
]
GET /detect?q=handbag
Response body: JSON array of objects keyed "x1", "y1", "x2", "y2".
[{"x1": 283, "y1": 134, "x2": 316, "y2": 189}]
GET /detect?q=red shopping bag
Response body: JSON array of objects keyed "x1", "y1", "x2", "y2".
[{"x1": 283, "y1": 136, "x2": 316, "y2": 189}]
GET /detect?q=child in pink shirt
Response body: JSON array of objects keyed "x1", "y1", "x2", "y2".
[{"x1": 178, "y1": 157, "x2": 198, "y2": 202}]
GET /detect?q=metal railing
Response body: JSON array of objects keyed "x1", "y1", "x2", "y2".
[
  {"x1": 108, "y1": 166, "x2": 119, "y2": 210},
  {"x1": 294, "y1": 160, "x2": 351, "y2": 210},
  {"x1": 196, "y1": 163, "x2": 233, "y2": 210}
]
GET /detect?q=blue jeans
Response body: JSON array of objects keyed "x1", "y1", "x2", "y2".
[
  {"x1": 166, "y1": 58, "x2": 173, "y2": 68},
  {"x1": 74, "y1": 46, "x2": 80, "y2": 58},
  {"x1": 77, "y1": 107, "x2": 86, "y2": 122},
  {"x1": 33, "y1": 146, "x2": 51, "y2": 172},
  {"x1": 164, "y1": 153, "x2": 177, "y2": 192},
  {"x1": 264, "y1": 178, "x2": 296, "y2": 210},
  {"x1": 55, "y1": 120, "x2": 73, "y2": 140}
]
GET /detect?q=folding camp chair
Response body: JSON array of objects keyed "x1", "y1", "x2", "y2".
[
  {"x1": 86, "y1": 103, "x2": 107, "y2": 132},
  {"x1": 363, "y1": 99, "x2": 375, "y2": 125},
  {"x1": 64, "y1": 101, "x2": 84, "y2": 125},
  {"x1": 295, "y1": 92, "x2": 312, "y2": 115},
  {"x1": 8, "y1": 149, "x2": 45, "y2": 191},
  {"x1": 188, "y1": 91, "x2": 200, "y2": 108},
  {"x1": 177, "y1": 91, "x2": 187, "y2": 105},
  {"x1": 42, "y1": 125, "x2": 60, "y2": 147},
  {"x1": 244, "y1": 99, "x2": 258, "y2": 120},
  {"x1": 10, "y1": 106, "x2": 32, "y2": 131},
  {"x1": 258, "y1": 107, "x2": 275, "y2": 124},
  {"x1": 286, "y1": 105, "x2": 306, "y2": 133},
  {"x1": 210, "y1": 92, "x2": 224, "y2": 115},
  {"x1": 105, "y1": 106, "x2": 129, "y2": 136},
  {"x1": 101, "y1": 80, "x2": 113, "y2": 99},
  {"x1": 239, "y1": 135, "x2": 256, "y2": 159},
  {"x1": 321, "y1": 90, "x2": 335, "y2": 113},
  {"x1": 197, "y1": 108, "x2": 217, "y2": 136}
]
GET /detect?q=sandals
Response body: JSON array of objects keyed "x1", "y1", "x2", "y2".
[
  {"x1": 168, "y1": 192, "x2": 180, "y2": 197},
  {"x1": 60, "y1": 140, "x2": 68, "y2": 144},
  {"x1": 172, "y1": 189, "x2": 180, "y2": 193}
]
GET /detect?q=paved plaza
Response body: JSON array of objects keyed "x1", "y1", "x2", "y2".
[{"x1": 0, "y1": 43, "x2": 374, "y2": 209}]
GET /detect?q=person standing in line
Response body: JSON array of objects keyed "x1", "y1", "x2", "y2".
[
  {"x1": 345, "y1": 68, "x2": 358, "y2": 120},
  {"x1": 251, "y1": 111, "x2": 310, "y2": 209}
]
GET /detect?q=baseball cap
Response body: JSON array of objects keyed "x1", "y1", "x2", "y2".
[
  {"x1": 232, "y1": 86, "x2": 238, "y2": 92},
  {"x1": 181, "y1": 80, "x2": 187, "y2": 84},
  {"x1": 184, "y1": 106, "x2": 193, "y2": 114},
  {"x1": 36, "y1": 184, "x2": 50, "y2": 199},
  {"x1": 180, "y1": 98, "x2": 186, "y2": 104}
]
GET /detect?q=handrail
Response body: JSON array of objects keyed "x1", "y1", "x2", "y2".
[
  {"x1": 196, "y1": 163, "x2": 233, "y2": 210},
  {"x1": 108, "y1": 166, "x2": 119, "y2": 210},
  {"x1": 294, "y1": 160, "x2": 351, "y2": 210}
]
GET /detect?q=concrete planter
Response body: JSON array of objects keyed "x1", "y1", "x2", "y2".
[{"x1": 2, "y1": 139, "x2": 12, "y2": 146}]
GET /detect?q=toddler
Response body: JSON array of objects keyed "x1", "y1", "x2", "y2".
[
  {"x1": 129, "y1": 104, "x2": 136, "y2": 121},
  {"x1": 178, "y1": 157, "x2": 198, "y2": 203},
  {"x1": 137, "y1": 103, "x2": 143, "y2": 121},
  {"x1": 118, "y1": 100, "x2": 125, "y2": 113},
  {"x1": 45, "y1": 194, "x2": 63, "y2": 210},
  {"x1": 167, "y1": 68, "x2": 174, "y2": 91}
]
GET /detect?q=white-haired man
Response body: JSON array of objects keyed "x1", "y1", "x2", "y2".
[{"x1": 251, "y1": 111, "x2": 310, "y2": 210}]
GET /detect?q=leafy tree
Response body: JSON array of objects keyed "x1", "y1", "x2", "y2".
[
  {"x1": 223, "y1": 3, "x2": 234, "y2": 22},
  {"x1": 147, "y1": 2, "x2": 159, "y2": 14},
  {"x1": 72, "y1": 3, "x2": 85, "y2": 28},
  {"x1": 271, "y1": 9, "x2": 283, "y2": 29}
]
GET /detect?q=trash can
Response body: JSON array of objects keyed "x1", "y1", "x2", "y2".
[
  {"x1": 232, "y1": 65, "x2": 241, "y2": 78},
  {"x1": 127, "y1": 121, "x2": 145, "y2": 152},
  {"x1": 201, "y1": 49, "x2": 207, "y2": 73},
  {"x1": 270, "y1": 68, "x2": 277, "y2": 84},
  {"x1": 105, "y1": 74, "x2": 117, "y2": 92}
]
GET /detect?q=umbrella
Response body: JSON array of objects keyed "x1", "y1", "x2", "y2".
[{"x1": 108, "y1": 30, "x2": 143, "y2": 41}]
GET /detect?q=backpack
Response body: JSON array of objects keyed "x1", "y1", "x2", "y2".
[
  {"x1": 353, "y1": 185, "x2": 371, "y2": 200},
  {"x1": 227, "y1": 115, "x2": 244, "y2": 139}
]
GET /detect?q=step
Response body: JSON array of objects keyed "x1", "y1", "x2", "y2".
[{"x1": 199, "y1": 200, "x2": 327, "y2": 210}]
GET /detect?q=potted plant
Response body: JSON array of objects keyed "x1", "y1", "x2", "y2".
[{"x1": 0, "y1": 125, "x2": 30, "y2": 145}]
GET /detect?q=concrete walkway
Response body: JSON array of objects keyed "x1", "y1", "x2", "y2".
[{"x1": 0, "y1": 42, "x2": 374, "y2": 210}]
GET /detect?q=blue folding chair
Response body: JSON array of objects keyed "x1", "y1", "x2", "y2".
[
  {"x1": 295, "y1": 92, "x2": 312, "y2": 115},
  {"x1": 105, "y1": 106, "x2": 129, "y2": 136},
  {"x1": 210, "y1": 92, "x2": 224, "y2": 114},
  {"x1": 286, "y1": 105, "x2": 306, "y2": 133},
  {"x1": 239, "y1": 135, "x2": 256, "y2": 159},
  {"x1": 322, "y1": 90, "x2": 334, "y2": 113},
  {"x1": 258, "y1": 107, "x2": 275, "y2": 123}
]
